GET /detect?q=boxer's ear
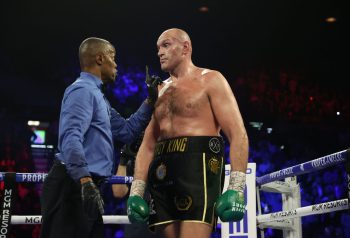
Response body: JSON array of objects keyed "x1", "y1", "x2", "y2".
[{"x1": 182, "y1": 41, "x2": 191, "y2": 55}]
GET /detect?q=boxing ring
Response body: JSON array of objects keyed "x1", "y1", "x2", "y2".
[{"x1": 1, "y1": 149, "x2": 349, "y2": 238}]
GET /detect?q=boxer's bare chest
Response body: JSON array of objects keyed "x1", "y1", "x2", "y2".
[{"x1": 154, "y1": 78, "x2": 208, "y2": 121}]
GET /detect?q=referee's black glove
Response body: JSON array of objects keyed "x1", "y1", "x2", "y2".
[
  {"x1": 145, "y1": 65, "x2": 162, "y2": 106},
  {"x1": 81, "y1": 181, "x2": 104, "y2": 217}
]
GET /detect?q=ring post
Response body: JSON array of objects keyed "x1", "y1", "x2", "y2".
[
  {"x1": 346, "y1": 149, "x2": 350, "y2": 211},
  {"x1": 282, "y1": 177, "x2": 302, "y2": 238},
  {"x1": 256, "y1": 149, "x2": 350, "y2": 237}
]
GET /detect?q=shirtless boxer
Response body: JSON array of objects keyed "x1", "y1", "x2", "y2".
[{"x1": 127, "y1": 28, "x2": 249, "y2": 238}]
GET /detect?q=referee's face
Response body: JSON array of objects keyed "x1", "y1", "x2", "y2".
[{"x1": 101, "y1": 46, "x2": 117, "y2": 84}]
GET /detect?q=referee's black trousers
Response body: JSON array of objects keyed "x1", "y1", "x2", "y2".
[{"x1": 39, "y1": 161, "x2": 104, "y2": 238}]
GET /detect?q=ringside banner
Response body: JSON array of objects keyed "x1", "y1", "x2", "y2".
[{"x1": 0, "y1": 173, "x2": 17, "y2": 238}]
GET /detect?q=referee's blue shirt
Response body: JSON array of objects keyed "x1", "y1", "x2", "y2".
[{"x1": 56, "y1": 72, "x2": 152, "y2": 181}]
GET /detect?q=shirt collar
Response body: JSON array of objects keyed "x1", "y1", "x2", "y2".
[{"x1": 80, "y1": 72, "x2": 104, "y2": 90}]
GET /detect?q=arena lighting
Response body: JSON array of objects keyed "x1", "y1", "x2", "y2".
[
  {"x1": 325, "y1": 17, "x2": 337, "y2": 23},
  {"x1": 249, "y1": 121, "x2": 263, "y2": 130},
  {"x1": 30, "y1": 144, "x2": 54, "y2": 149},
  {"x1": 27, "y1": 120, "x2": 40, "y2": 126},
  {"x1": 267, "y1": 128, "x2": 273, "y2": 134},
  {"x1": 336, "y1": 111, "x2": 340, "y2": 116},
  {"x1": 198, "y1": 6, "x2": 209, "y2": 12}
]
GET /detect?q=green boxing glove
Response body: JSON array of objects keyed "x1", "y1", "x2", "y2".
[
  {"x1": 127, "y1": 180, "x2": 149, "y2": 223},
  {"x1": 127, "y1": 195, "x2": 149, "y2": 223},
  {"x1": 215, "y1": 171, "x2": 246, "y2": 222},
  {"x1": 215, "y1": 189, "x2": 245, "y2": 222}
]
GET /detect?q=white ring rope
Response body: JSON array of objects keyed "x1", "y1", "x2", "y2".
[
  {"x1": 10, "y1": 215, "x2": 130, "y2": 225},
  {"x1": 11, "y1": 199, "x2": 349, "y2": 225},
  {"x1": 257, "y1": 198, "x2": 349, "y2": 224},
  {"x1": 10, "y1": 199, "x2": 349, "y2": 225},
  {"x1": 1, "y1": 149, "x2": 348, "y2": 230}
]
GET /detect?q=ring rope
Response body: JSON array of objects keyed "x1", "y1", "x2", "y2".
[
  {"x1": 256, "y1": 149, "x2": 349, "y2": 185},
  {"x1": 10, "y1": 215, "x2": 130, "y2": 225},
  {"x1": 256, "y1": 198, "x2": 349, "y2": 224},
  {"x1": 1, "y1": 149, "x2": 348, "y2": 186},
  {"x1": 1, "y1": 149, "x2": 349, "y2": 231},
  {"x1": 0, "y1": 173, "x2": 133, "y2": 184}
]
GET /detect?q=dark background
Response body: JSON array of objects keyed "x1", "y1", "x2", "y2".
[
  {"x1": 0, "y1": 0, "x2": 347, "y2": 121},
  {"x1": 0, "y1": 1, "x2": 349, "y2": 237}
]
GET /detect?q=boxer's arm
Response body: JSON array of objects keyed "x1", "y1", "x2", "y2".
[
  {"x1": 112, "y1": 164, "x2": 129, "y2": 199},
  {"x1": 127, "y1": 116, "x2": 159, "y2": 223},
  {"x1": 208, "y1": 71, "x2": 248, "y2": 222},
  {"x1": 133, "y1": 116, "x2": 160, "y2": 182},
  {"x1": 207, "y1": 71, "x2": 248, "y2": 172}
]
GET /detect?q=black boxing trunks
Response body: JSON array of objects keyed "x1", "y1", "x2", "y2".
[{"x1": 148, "y1": 136, "x2": 225, "y2": 230}]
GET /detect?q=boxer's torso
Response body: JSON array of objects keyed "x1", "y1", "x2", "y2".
[{"x1": 154, "y1": 68, "x2": 220, "y2": 139}]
